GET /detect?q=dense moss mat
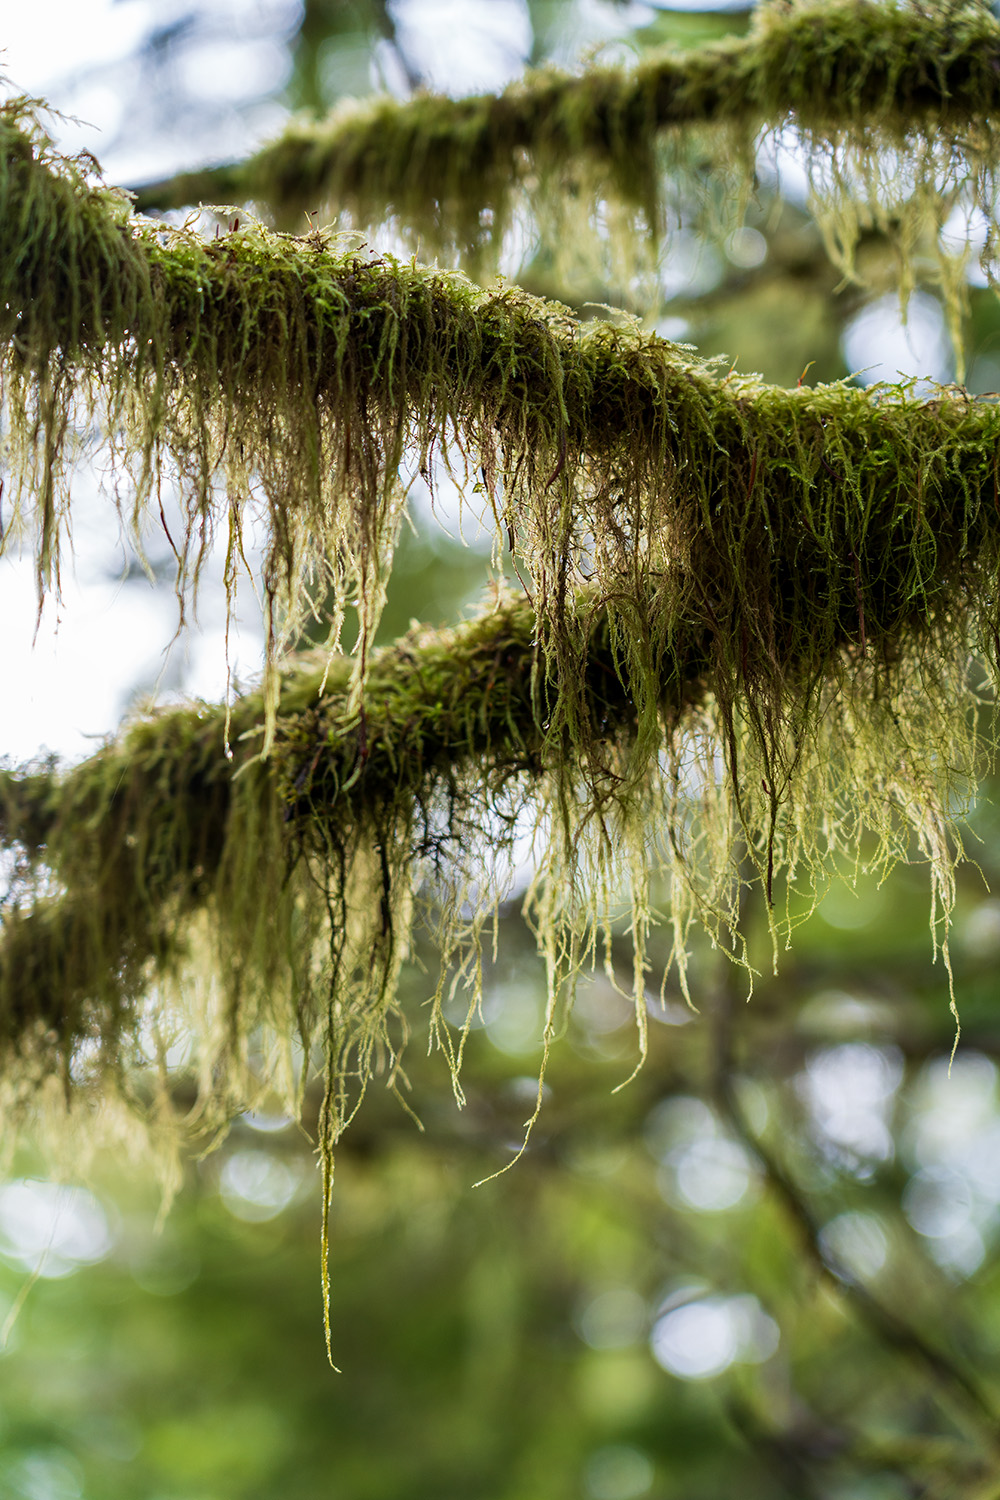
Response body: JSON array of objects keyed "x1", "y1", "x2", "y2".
[
  {"x1": 132, "y1": 0, "x2": 1000, "y2": 301},
  {"x1": 3, "y1": 84, "x2": 1000, "y2": 1182}
]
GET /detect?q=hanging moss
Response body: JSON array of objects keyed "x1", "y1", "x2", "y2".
[
  {"x1": 132, "y1": 0, "x2": 1000, "y2": 310},
  {"x1": 3, "y1": 79, "x2": 1000, "y2": 1202}
]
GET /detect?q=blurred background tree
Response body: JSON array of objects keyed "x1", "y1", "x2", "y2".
[{"x1": 2, "y1": 2, "x2": 1000, "y2": 1497}]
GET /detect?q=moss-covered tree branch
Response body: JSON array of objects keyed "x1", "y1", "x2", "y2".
[
  {"x1": 0, "y1": 591, "x2": 656, "y2": 1056},
  {"x1": 0, "y1": 532, "x2": 992, "y2": 1150},
  {"x1": 128, "y1": 0, "x2": 1000, "y2": 278},
  {"x1": 5, "y1": 93, "x2": 1000, "y2": 735},
  {"x1": 0, "y1": 592, "x2": 651, "y2": 1158}
]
